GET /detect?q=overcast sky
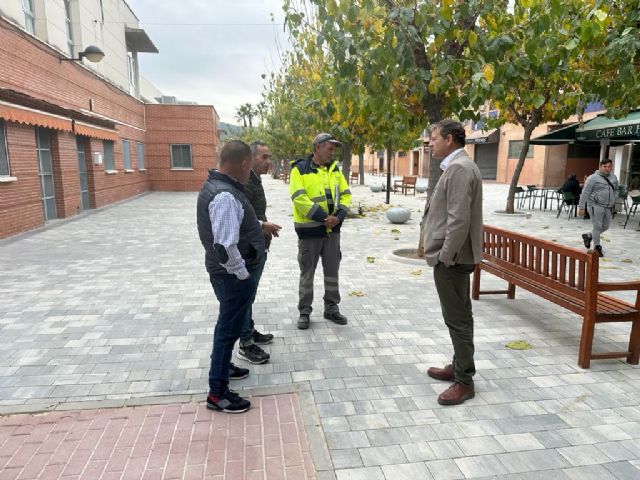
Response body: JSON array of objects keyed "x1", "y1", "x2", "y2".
[{"x1": 127, "y1": 0, "x2": 289, "y2": 124}]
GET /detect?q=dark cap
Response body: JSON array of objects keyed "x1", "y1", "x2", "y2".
[{"x1": 313, "y1": 133, "x2": 342, "y2": 147}]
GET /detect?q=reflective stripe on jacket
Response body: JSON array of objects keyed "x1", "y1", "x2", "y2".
[{"x1": 289, "y1": 155, "x2": 352, "y2": 239}]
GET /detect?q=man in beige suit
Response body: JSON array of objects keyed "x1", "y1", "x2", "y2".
[{"x1": 423, "y1": 119, "x2": 483, "y2": 406}]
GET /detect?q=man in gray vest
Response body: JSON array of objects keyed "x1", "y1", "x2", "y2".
[
  {"x1": 196, "y1": 140, "x2": 270, "y2": 413},
  {"x1": 579, "y1": 158, "x2": 619, "y2": 257},
  {"x1": 236, "y1": 141, "x2": 281, "y2": 364}
]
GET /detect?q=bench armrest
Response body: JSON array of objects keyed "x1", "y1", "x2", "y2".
[{"x1": 597, "y1": 281, "x2": 640, "y2": 292}]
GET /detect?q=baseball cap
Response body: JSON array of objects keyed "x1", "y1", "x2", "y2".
[{"x1": 313, "y1": 133, "x2": 342, "y2": 147}]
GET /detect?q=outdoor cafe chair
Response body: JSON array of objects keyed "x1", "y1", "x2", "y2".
[
  {"x1": 515, "y1": 186, "x2": 526, "y2": 209},
  {"x1": 623, "y1": 194, "x2": 640, "y2": 229},
  {"x1": 613, "y1": 185, "x2": 629, "y2": 218},
  {"x1": 544, "y1": 188, "x2": 561, "y2": 211},
  {"x1": 557, "y1": 191, "x2": 578, "y2": 219},
  {"x1": 525, "y1": 185, "x2": 545, "y2": 210}
]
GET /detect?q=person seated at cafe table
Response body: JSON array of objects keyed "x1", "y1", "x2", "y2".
[{"x1": 558, "y1": 173, "x2": 581, "y2": 205}]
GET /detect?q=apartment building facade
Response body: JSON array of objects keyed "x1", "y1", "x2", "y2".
[{"x1": 0, "y1": 0, "x2": 219, "y2": 239}]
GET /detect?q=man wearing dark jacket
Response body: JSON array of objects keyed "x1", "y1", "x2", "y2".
[
  {"x1": 236, "y1": 141, "x2": 281, "y2": 364},
  {"x1": 196, "y1": 140, "x2": 271, "y2": 413}
]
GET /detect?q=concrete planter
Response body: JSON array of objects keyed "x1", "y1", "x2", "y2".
[
  {"x1": 416, "y1": 184, "x2": 427, "y2": 193},
  {"x1": 370, "y1": 184, "x2": 383, "y2": 192},
  {"x1": 386, "y1": 207, "x2": 411, "y2": 224}
]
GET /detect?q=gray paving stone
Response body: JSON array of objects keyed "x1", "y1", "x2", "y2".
[
  {"x1": 330, "y1": 449, "x2": 363, "y2": 469},
  {"x1": 557, "y1": 444, "x2": 613, "y2": 466},
  {"x1": 455, "y1": 454, "x2": 509, "y2": 477},
  {"x1": 603, "y1": 461, "x2": 640, "y2": 480},
  {"x1": 425, "y1": 459, "x2": 465, "y2": 480},
  {"x1": 358, "y1": 445, "x2": 407, "y2": 466},
  {"x1": 335, "y1": 466, "x2": 384, "y2": 480},
  {"x1": 381, "y1": 462, "x2": 433, "y2": 480},
  {"x1": 562, "y1": 465, "x2": 618, "y2": 480},
  {"x1": 326, "y1": 431, "x2": 371, "y2": 449},
  {"x1": 497, "y1": 449, "x2": 571, "y2": 473}
]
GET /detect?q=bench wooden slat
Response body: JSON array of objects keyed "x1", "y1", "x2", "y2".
[
  {"x1": 473, "y1": 224, "x2": 640, "y2": 368},
  {"x1": 482, "y1": 254, "x2": 585, "y2": 301}
]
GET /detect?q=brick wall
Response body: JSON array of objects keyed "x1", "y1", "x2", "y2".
[
  {"x1": 145, "y1": 104, "x2": 219, "y2": 191},
  {"x1": 0, "y1": 19, "x2": 221, "y2": 239},
  {"x1": 0, "y1": 122, "x2": 45, "y2": 237}
]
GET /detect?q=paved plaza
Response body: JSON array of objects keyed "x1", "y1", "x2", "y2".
[{"x1": 1, "y1": 175, "x2": 640, "y2": 479}]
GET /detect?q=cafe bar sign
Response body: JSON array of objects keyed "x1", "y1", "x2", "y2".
[{"x1": 576, "y1": 111, "x2": 640, "y2": 142}]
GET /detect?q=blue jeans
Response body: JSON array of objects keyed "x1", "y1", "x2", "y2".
[
  {"x1": 239, "y1": 253, "x2": 267, "y2": 347},
  {"x1": 208, "y1": 267, "x2": 257, "y2": 395}
]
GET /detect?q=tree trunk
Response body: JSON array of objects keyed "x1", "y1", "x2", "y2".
[
  {"x1": 385, "y1": 145, "x2": 393, "y2": 204},
  {"x1": 341, "y1": 140, "x2": 353, "y2": 183},
  {"x1": 358, "y1": 152, "x2": 365, "y2": 185},
  {"x1": 272, "y1": 158, "x2": 280, "y2": 179},
  {"x1": 505, "y1": 123, "x2": 537, "y2": 213}
]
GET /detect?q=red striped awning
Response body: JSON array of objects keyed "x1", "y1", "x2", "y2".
[
  {"x1": 0, "y1": 102, "x2": 73, "y2": 132},
  {"x1": 73, "y1": 121, "x2": 119, "y2": 141}
]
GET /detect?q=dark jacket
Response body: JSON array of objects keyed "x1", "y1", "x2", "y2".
[
  {"x1": 244, "y1": 170, "x2": 271, "y2": 249},
  {"x1": 196, "y1": 170, "x2": 265, "y2": 275}
]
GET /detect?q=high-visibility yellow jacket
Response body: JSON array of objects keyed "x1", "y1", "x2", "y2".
[{"x1": 289, "y1": 155, "x2": 352, "y2": 239}]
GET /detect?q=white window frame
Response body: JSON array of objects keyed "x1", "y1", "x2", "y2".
[
  {"x1": 0, "y1": 120, "x2": 14, "y2": 181},
  {"x1": 122, "y1": 140, "x2": 132, "y2": 171},
  {"x1": 63, "y1": 0, "x2": 74, "y2": 56},
  {"x1": 170, "y1": 144, "x2": 193, "y2": 170},
  {"x1": 136, "y1": 142, "x2": 145, "y2": 170},
  {"x1": 22, "y1": 0, "x2": 35, "y2": 34},
  {"x1": 103, "y1": 140, "x2": 116, "y2": 172}
]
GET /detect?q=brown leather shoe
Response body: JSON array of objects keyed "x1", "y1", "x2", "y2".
[
  {"x1": 437, "y1": 382, "x2": 475, "y2": 406},
  {"x1": 427, "y1": 364, "x2": 454, "y2": 382}
]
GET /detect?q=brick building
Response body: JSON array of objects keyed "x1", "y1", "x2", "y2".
[{"x1": 0, "y1": 1, "x2": 219, "y2": 239}]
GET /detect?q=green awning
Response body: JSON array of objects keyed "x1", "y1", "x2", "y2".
[
  {"x1": 530, "y1": 123, "x2": 578, "y2": 145},
  {"x1": 575, "y1": 110, "x2": 640, "y2": 142}
]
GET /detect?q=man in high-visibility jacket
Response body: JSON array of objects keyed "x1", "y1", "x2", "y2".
[{"x1": 290, "y1": 133, "x2": 352, "y2": 330}]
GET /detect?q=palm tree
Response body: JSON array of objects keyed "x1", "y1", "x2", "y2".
[
  {"x1": 235, "y1": 104, "x2": 250, "y2": 128},
  {"x1": 235, "y1": 103, "x2": 257, "y2": 129}
]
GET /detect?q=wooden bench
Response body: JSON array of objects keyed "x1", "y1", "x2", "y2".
[
  {"x1": 393, "y1": 175, "x2": 417, "y2": 195},
  {"x1": 472, "y1": 225, "x2": 640, "y2": 368},
  {"x1": 349, "y1": 171, "x2": 359, "y2": 184}
]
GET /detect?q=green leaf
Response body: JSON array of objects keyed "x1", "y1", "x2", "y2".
[
  {"x1": 565, "y1": 38, "x2": 578, "y2": 50},
  {"x1": 532, "y1": 94, "x2": 545, "y2": 108},
  {"x1": 593, "y1": 9, "x2": 607, "y2": 22},
  {"x1": 483, "y1": 64, "x2": 495, "y2": 83},
  {"x1": 469, "y1": 30, "x2": 477, "y2": 47}
]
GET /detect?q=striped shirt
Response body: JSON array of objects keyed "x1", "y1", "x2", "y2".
[{"x1": 208, "y1": 192, "x2": 249, "y2": 280}]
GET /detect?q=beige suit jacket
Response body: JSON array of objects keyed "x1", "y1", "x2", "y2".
[{"x1": 422, "y1": 150, "x2": 483, "y2": 268}]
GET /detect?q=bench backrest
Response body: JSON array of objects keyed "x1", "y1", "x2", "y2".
[
  {"x1": 482, "y1": 225, "x2": 599, "y2": 301},
  {"x1": 403, "y1": 176, "x2": 417, "y2": 185}
]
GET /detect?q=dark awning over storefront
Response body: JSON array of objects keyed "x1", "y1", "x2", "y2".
[
  {"x1": 530, "y1": 123, "x2": 579, "y2": 145},
  {"x1": 575, "y1": 111, "x2": 640, "y2": 142},
  {"x1": 466, "y1": 128, "x2": 500, "y2": 144}
]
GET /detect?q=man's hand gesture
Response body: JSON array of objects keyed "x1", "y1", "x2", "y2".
[{"x1": 261, "y1": 221, "x2": 282, "y2": 238}]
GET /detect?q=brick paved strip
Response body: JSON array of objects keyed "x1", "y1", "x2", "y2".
[{"x1": 0, "y1": 394, "x2": 315, "y2": 480}]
